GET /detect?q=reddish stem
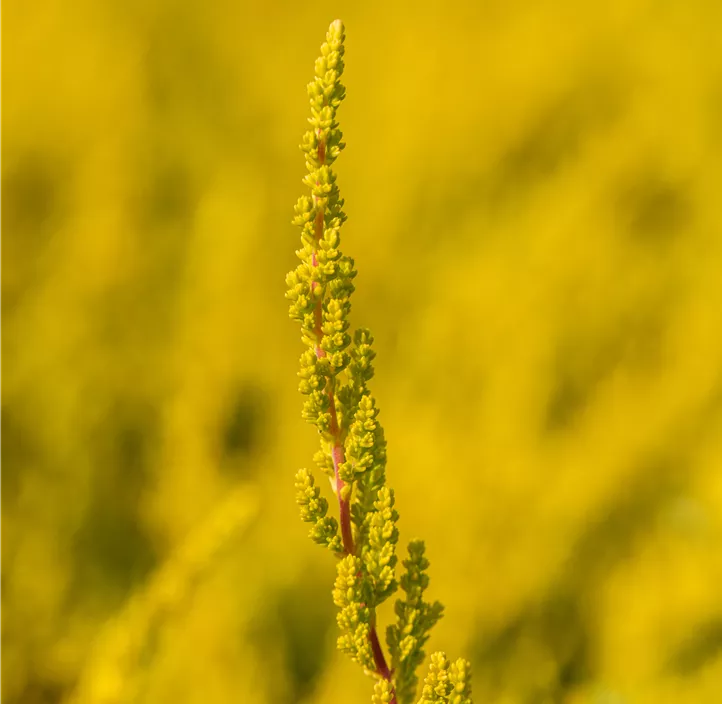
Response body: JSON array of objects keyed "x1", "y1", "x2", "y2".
[{"x1": 370, "y1": 622, "x2": 393, "y2": 681}]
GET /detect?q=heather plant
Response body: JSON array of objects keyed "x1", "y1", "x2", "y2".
[{"x1": 286, "y1": 20, "x2": 472, "y2": 704}]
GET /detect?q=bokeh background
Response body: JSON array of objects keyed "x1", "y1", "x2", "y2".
[{"x1": 4, "y1": 1, "x2": 722, "y2": 702}]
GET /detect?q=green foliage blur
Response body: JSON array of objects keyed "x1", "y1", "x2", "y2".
[{"x1": 3, "y1": 1, "x2": 722, "y2": 702}]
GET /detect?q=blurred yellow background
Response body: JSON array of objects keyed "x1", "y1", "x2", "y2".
[{"x1": 3, "y1": 1, "x2": 722, "y2": 702}]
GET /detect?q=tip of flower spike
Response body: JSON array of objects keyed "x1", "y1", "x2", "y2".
[{"x1": 330, "y1": 19, "x2": 344, "y2": 34}]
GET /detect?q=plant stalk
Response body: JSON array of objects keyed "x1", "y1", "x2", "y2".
[{"x1": 312, "y1": 132, "x2": 397, "y2": 703}]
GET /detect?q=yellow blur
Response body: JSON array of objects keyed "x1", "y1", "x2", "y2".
[{"x1": 3, "y1": 1, "x2": 722, "y2": 703}]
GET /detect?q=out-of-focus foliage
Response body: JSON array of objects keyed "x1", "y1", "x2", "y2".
[{"x1": 3, "y1": 1, "x2": 722, "y2": 703}]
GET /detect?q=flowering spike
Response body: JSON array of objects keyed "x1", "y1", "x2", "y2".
[
  {"x1": 286, "y1": 20, "x2": 472, "y2": 704},
  {"x1": 333, "y1": 555, "x2": 374, "y2": 669},
  {"x1": 363, "y1": 487, "x2": 399, "y2": 606},
  {"x1": 448, "y1": 658, "x2": 473, "y2": 704},
  {"x1": 417, "y1": 652, "x2": 452, "y2": 704},
  {"x1": 416, "y1": 653, "x2": 472, "y2": 704},
  {"x1": 387, "y1": 541, "x2": 445, "y2": 704},
  {"x1": 294, "y1": 468, "x2": 343, "y2": 554}
]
